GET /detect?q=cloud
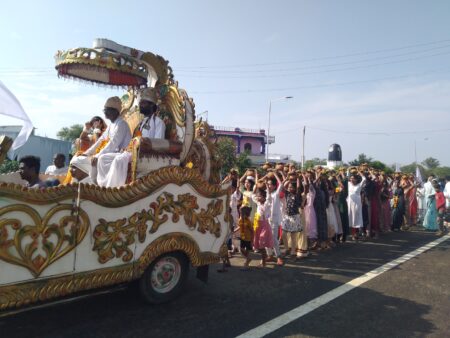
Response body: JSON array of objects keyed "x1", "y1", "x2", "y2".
[
  {"x1": 263, "y1": 32, "x2": 280, "y2": 44},
  {"x1": 267, "y1": 78, "x2": 450, "y2": 165},
  {"x1": 272, "y1": 79, "x2": 450, "y2": 132}
]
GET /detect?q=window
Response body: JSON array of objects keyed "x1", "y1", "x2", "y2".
[{"x1": 244, "y1": 143, "x2": 252, "y2": 153}]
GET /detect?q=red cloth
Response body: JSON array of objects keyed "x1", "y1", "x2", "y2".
[
  {"x1": 436, "y1": 192, "x2": 445, "y2": 210},
  {"x1": 407, "y1": 187, "x2": 418, "y2": 221}
]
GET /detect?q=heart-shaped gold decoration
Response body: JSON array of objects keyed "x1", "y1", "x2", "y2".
[{"x1": 0, "y1": 204, "x2": 89, "y2": 277}]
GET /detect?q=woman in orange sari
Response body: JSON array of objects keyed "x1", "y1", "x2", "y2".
[
  {"x1": 76, "y1": 116, "x2": 107, "y2": 152},
  {"x1": 406, "y1": 175, "x2": 418, "y2": 226}
]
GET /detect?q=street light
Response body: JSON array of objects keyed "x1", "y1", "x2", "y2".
[
  {"x1": 266, "y1": 96, "x2": 293, "y2": 162},
  {"x1": 196, "y1": 110, "x2": 208, "y2": 122}
]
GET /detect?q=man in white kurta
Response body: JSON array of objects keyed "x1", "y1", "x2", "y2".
[
  {"x1": 97, "y1": 88, "x2": 165, "y2": 187},
  {"x1": 74, "y1": 96, "x2": 132, "y2": 184}
]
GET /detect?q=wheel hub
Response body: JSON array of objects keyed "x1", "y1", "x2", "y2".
[{"x1": 150, "y1": 257, "x2": 182, "y2": 293}]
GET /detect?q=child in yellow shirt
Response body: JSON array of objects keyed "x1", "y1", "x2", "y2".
[{"x1": 234, "y1": 205, "x2": 253, "y2": 270}]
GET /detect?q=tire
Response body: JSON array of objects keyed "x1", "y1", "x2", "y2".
[{"x1": 139, "y1": 252, "x2": 189, "y2": 304}]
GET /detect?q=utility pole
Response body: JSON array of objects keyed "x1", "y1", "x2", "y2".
[
  {"x1": 266, "y1": 96, "x2": 293, "y2": 162},
  {"x1": 301, "y1": 126, "x2": 306, "y2": 169}
]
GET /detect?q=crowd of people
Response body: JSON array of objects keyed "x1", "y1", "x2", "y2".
[
  {"x1": 10, "y1": 91, "x2": 450, "y2": 273},
  {"x1": 221, "y1": 163, "x2": 450, "y2": 270}
]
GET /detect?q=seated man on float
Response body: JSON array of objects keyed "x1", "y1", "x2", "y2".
[
  {"x1": 69, "y1": 156, "x2": 94, "y2": 184},
  {"x1": 96, "y1": 88, "x2": 165, "y2": 188},
  {"x1": 74, "y1": 96, "x2": 132, "y2": 184}
]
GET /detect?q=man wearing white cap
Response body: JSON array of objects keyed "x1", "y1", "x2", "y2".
[
  {"x1": 96, "y1": 88, "x2": 165, "y2": 187},
  {"x1": 73, "y1": 96, "x2": 132, "y2": 184},
  {"x1": 69, "y1": 156, "x2": 94, "y2": 184}
]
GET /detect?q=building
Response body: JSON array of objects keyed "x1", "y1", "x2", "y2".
[
  {"x1": 0, "y1": 126, "x2": 72, "y2": 169},
  {"x1": 210, "y1": 125, "x2": 291, "y2": 165}
]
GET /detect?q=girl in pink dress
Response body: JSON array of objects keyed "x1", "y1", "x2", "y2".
[
  {"x1": 252, "y1": 187, "x2": 274, "y2": 267},
  {"x1": 303, "y1": 174, "x2": 318, "y2": 244}
]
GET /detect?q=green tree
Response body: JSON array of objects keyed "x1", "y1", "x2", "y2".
[
  {"x1": 57, "y1": 124, "x2": 83, "y2": 142},
  {"x1": 0, "y1": 159, "x2": 19, "y2": 174},
  {"x1": 348, "y1": 153, "x2": 373, "y2": 166},
  {"x1": 304, "y1": 157, "x2": 326, "y2": 169},
  {"x1": 421, "y1": 157, "x2": 440, "y2": 170},
  {"x1": 432, "y1": 166, "x2": 450, "y2": 178},
  {"x1": 215, "y1": 137, "x2": 236, "y2": 177},
  {"x1": 401, "y1": 163, "x2": 426, "y2": 175},
  {"x1": 236, "y1": 150, "x2": 252, "y2": 175},
  {"x1": 369, "y1": 160, "x2": 393, "y2": 174}
]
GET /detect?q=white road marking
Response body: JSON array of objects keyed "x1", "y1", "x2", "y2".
[{"x1": 237, "y1": 234, "x2": 450, "y2": 338}]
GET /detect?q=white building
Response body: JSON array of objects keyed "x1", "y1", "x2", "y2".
[{"x1": 0, "y1": 126, "x2": 72, "y2": 169}]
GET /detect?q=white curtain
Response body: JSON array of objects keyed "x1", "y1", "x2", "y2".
[{"x1": 0, "y1": 80, "x2": 33, "y2": 150}]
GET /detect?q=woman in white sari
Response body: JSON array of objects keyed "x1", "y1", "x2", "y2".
[{"x1": 347, "y1": 172, "x2": 366, "y2": 240}]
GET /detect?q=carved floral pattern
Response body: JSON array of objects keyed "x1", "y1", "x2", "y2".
[
  {"x1": 0, "y1": 166, "x2": 228, "y2": 207},
  {"x1": 0, "y1": 233, "x2": 220, "y2": 311},
  {"x1": 92, "y1": 192, "x2": 224, "y2": 263}
]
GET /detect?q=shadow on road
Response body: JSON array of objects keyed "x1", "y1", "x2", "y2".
[{"x1": 0, "y1": 230, "x2": 446, "y2": 338}]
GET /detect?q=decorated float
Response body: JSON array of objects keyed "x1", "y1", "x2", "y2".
[{"x1": 0, "y1": 39, "x2": 229, "y2": 311}]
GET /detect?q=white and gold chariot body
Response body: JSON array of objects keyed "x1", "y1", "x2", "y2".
[{"x1": 0, "y1": 39, "x2": 229, "y2": 311}]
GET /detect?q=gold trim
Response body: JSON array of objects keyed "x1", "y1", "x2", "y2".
[
  {"x1": 159, "y1": 84, "x2": 185, "y2": 128},
  {"x1": 0, "y1": 234, "x2": 221, "y2": 311},
  {"x1": 55, "y1": 48, "x2": 148, "y2": 82},
  {"x1": 0, "y1": 167, "x2": 228, "y2": 207},
  {"x1": 0, "y1": 264, "x2": 134, "y2": 311},
  {"x1": 137, "y1": 232, "x2": 220, "y2": 274},
  {"x1": 140, "y1": 51, "x2": 172, "y2": 86},
  {"x1": 0, "y1": 135, "x2": 13, "y2": 166},
  {"x1": 0, "y1": 204, "x2": 90, "y2": 277},
  {"x1": 93, "y1": 193, "x2": 223, "y2": 263}
]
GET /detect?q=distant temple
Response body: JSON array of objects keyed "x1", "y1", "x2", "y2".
[{"x1": 327, "y1": 143, "x2": 343, "y2": 169}]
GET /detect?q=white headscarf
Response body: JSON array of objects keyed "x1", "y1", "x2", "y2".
[{"x1": 70, "y1": 156, "x2": 91, "y2": 174}]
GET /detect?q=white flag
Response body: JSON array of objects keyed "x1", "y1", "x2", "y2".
[
  {"x1": 415, "y1": 166, "x2": 423, "y2": 184},
  {"x1": 0, "y1": 81, "x2": 34, "y2": 150}
]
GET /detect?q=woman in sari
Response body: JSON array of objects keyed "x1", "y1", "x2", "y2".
[
  {"x1": 423, "y1": 179, "x2": 438, "y2": 231},
  {"x1": 392, "y1": 180, "x2": 405, "y2": 231},
  {"x1": 76, "y1": 116, "x2": 107, "y2": 152}
]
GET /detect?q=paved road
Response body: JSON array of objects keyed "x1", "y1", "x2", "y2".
[{"x1": 1, "y1": 228, "x2": 449, "y2": 338}]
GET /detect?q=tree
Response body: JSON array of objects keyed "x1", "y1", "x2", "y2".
[
  {"x1": 0, "y1": 159, "x2": 19, "y2": 174},
  {"x1": 304, "y1": 157, "x2": 326, "y2": 169},
  {"x1": 215, "y1": 138, "x2": 236, "y2": 177},
  {"x1": 236, "y1": 150, "x2": 252, "y2": 175},
  {"x1": 348, "y1": 153, "x2": 373, "y2": 166},
  {"x1": 421, "y1": 157, "x2": 440, "y2": 170},
  {"x1": 401, "y1": 163, "x2": 426, "y2": 175},
  {"x1": 432, "y1": 166, "x2": 450, "y2": 178},
  {"x1": 57, "y1": 124, "x2": 83, "y2": 142},
  {"x1": 368, "y1": 160, "x2": 393, "y2": 174}
]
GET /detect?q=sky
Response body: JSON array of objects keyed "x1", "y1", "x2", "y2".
[{"x1": 1, "y1": 0, "x2": 449, "y2": 166}]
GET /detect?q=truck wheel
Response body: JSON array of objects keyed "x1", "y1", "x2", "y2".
[{"x1": 139, "y1": 252, "x2": 189, "y2": 304}]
